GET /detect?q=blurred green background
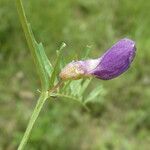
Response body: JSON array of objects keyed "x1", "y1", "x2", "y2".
[{"x1": 0, "y1": 0, "x2": 150, "y2": 149}]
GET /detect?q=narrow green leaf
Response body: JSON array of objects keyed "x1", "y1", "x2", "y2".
[
  {"x1": 79, "y1": 78, "x2": 92, "y2": 96},
  {"x1": 84, "y1": 85, "x2": 103, "y2": 104},
  {"x1": 82, "y1": 45, "x2": 92, "y2": 59},
  {"x1": 70, "y1": 79, "x2": 83, "y2": 97},
  {"x1": 27, "y1": 23, "x2": 50, "y2": 90},
  {"x1": 59, "y1": 80, "x2": 71, "y2": 93},
  {"x1": 49, "y1": 92, "x2": 89, "y2": 111},
  {"x1": 49, "y1": 42, "x2": 66, "y2": 88},
  {"x1": 36, "y1": 42, "x2": 53, "y2": 77}
]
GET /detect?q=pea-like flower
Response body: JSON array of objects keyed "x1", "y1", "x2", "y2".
[{"x1": 59, "y1": 38, "x2": 136, "y2": 80}]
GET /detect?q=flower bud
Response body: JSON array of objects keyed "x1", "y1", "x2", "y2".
[{"x1": 59, "y1": 38, "x2": 136, "y2": 80}]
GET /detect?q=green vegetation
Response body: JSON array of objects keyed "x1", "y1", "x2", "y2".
[{"x1": 0, "y1": 0, "x2": 150, "y2": 149}]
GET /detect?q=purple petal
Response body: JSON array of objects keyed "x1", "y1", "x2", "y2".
[
  {"x1": 90, "y1": 38, "x2": 136, "y2": 80},
  {"x1": 59, "y1": 38, "x2": 136, "y2": 80}
]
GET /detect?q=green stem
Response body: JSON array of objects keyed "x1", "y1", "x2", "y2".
[
  {"x1": 15, "y1": 0, "x2": 48, "y2": 90},
  {"x1": 15, "y1": 0, "x2": 33, "y2": 51},
  {"x1": 18, "y1": 92, "x2": 48, "y2": 150},
  {"x1": 15, "y1": 0, "x2": 50, "y2": 149},
  {"x1": 18, "y1": 80, "x2": 63, "y2": 150}
]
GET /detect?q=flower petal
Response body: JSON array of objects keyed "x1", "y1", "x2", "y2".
[{"x1": 90, "y1": 38, "x2": 136, "y2": 80}]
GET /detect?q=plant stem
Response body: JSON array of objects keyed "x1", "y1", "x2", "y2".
[
  {"x1": 15, "y1": 0, "x2": 50, "y2": 149},
  {"x1": 18, "y1": 92, "x2": 48, "y2": 150},
  {"x1": 18, "y1": 80, "x2": 64, "y2": 150},
  {"x1": 15, "y1": 0, "x2": 48, "y2": 90}
]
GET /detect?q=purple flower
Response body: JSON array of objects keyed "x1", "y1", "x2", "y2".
[{"x1": 59, "y1": 38, "x2": 136, "y2": 80}]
